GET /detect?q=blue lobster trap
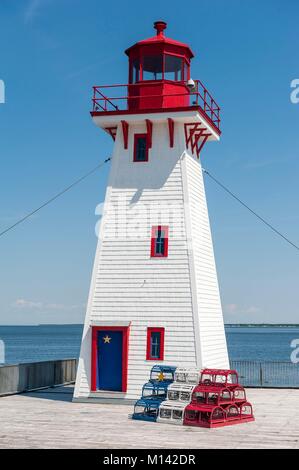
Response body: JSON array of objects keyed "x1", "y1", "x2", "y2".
[
  {"x1": 149, "y1": 365, "x2": 176, "y2": 384},
  {"x1": 131, "y1": 365, "x2": 176, "y2": 422},
  {"x1": 132, "y1": 398, "x2": 161, "y2": 422},
  {"x1": 142, "y1": 380, "x2": 169, "y2": 400}
]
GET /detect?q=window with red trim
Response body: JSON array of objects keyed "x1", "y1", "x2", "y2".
[
  {"x1": 134, "y1": 133, "x2": 148, "y2": 162},
  {"x1": 151, "y1": 226, "x2": 168, "y2": 257},
  {"x1": 146, "y1": 327, "x2": 165, "y2": 360}
]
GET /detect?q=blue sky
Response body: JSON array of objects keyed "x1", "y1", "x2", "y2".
[{"x1": 0, "y1": 0, "x2": 298, "y2": 325}]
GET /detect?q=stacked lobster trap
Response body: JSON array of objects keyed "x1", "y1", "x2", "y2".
[
  {"x1": 184, "y1": 369, "x2": 254, "y2": 428},
  {"x1": 132, "y1": 365, "x2": 176, "y2": 422},
  {"x1": 132, "y1": 366, "x2": 254, "y2": 428},
  {"x1": 157, "y1": 367, "x2": 200, "y2": 425}
]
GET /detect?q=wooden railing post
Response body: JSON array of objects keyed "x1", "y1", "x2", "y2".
[{"x1": 259, "y1": 363, "x2": 263, "y2": 387}]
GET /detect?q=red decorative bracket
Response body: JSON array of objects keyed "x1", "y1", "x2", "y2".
[
  {"x1": 184, "y1": 123, "x2": 211, "y2": 158},
  {"x1": 191, "y1": 128, "x2": 205, "y2": 154},
  {"x1": 105, "y1": 126, "x2": 117, "y2": 141},
  {"x1": 168, "y1": 118, "x2": 174, "y2": 148},
  {"x1": 146, "y1": 119, "x2": 153, "y2": 148},
  {"x1": 197, "y1": 134, "x2": 210, "y2": 155},
  {"x1": 121, "y1": 120, "x2": 129, "y2": 149}
]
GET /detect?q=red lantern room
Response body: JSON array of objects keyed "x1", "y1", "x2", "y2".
[
  {"x1": 92, "y1": 21, "x2": 221, "y2": 136},
  {"x1": 125, "y1": 21, "x2": 193, "y2": 110}
]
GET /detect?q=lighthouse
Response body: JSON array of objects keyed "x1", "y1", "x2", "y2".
[{"x1": 74, "y1": 22, "x2": 229, "y2": 402}]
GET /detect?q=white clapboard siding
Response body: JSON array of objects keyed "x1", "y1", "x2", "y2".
[
  {"x1": 74, "y1": 117, "x2": 229, "y2": 401},
  {"x1": 182, "y1": 153, "x2": 229, "y2": 369}
]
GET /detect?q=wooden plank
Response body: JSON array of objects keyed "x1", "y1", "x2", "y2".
[{"x1": 0, "y1": 387, "x2": 299, "y2": 449}]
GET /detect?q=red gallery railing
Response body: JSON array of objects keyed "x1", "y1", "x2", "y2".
[{"x1": 91, "y1": 80, "x2": 221, "y2": 132}]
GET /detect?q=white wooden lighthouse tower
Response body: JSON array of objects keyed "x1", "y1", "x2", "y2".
[{"x1": 74, "y1": 22, "x2": 229, "y2": 402}]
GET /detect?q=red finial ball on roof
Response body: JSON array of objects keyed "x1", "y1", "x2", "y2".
[{"x1": 154, "y1": 21, "x2": 167, "y2": 37}]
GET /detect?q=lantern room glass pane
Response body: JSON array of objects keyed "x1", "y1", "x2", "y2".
[
  {"x1": 131, "y1": 59, "x2": 140, "y2": 84},
  {"x1": 184, "y1": 60, "x2": 189, "y2": 81},
  {"x1": 164, "y1": 55, "x2": 183, "y2": 81},
  {"x1": 142, "y1": 55, "x2": 163, "y2": 80}
]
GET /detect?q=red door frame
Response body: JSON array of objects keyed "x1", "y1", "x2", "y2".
[{"x1": 91, "y1": 326, "x2": 130, "y2": 392}]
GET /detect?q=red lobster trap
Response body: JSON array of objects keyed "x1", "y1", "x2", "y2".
[
  {"x1": 183, "y1": 369, "x2": 255, "y2": 428},
  {"x1": 200, "y1": 368, "x2": 239, "y2": 387},
  {"x1": 183, "y1": 402, "x2": 254, "y2": 428}
]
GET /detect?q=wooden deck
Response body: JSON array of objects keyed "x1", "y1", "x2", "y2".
[{"x1": 0, "y1": 386, "x2": 298, "y2": 449}]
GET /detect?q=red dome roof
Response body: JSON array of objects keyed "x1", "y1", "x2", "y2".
[{"x1": 125, "y1": 21, "x2": 194, "y2": 58}]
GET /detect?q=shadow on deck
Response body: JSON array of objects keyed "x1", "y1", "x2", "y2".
[{"x1": 21, "y1": 385, "x2": 74, "y2": 402}]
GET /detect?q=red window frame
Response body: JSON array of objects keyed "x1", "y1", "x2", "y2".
[
  {"x1": 133, "y1": 133, "x2": 149, "y2": 162},
  {"x1": 146, "y1": 327, "x2": 165, "y2": 361},
  {"x1": 91, "y1": 325, "x2": 130, "y2": 392},
  {"x1": 151, "y1": 225, "x2": 169, "y2": 258}
]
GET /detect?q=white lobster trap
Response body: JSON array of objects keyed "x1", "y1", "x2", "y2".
[
  {"x1": 174, "y1": 367, "x2": 202, "y2": 385},
  {"x1": 167, "y1": 382, "x2": 196, "y2": 403},
  {"x1": 157, "y1": 401, "x2": 187, "y2": 425}
]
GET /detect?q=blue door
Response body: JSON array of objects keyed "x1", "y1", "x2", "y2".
[{"x1": 97, "y1": 330, "x2": 123, "y2": 391}]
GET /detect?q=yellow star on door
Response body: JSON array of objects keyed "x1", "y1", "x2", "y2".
[{"x1": 103, "y1": 335, "x2": 111, "y2": 344}]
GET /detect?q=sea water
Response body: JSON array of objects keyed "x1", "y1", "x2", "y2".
[{"x1": 0, "y1": 324, "x2": 298, "y2": 365}]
